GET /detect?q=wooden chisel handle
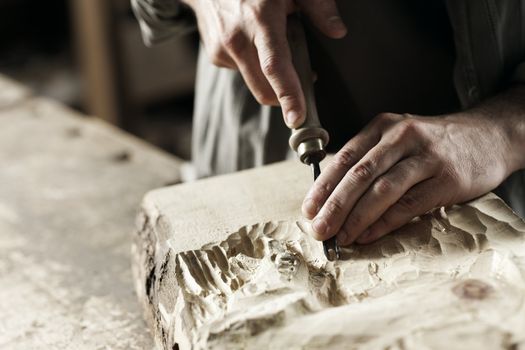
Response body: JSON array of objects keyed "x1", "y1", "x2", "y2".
[{"x1": 287, "y1": 14, "x2": 329, "y2": 164}]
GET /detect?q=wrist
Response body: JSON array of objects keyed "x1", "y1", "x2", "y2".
[
  {"x1": 443, "y1": 106, "x2": 519, "y2": 181},
  {"x1": 493, "y1": 86, "x2": 525, "y2": 173}
]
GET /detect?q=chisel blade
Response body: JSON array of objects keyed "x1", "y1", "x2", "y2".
[{"x1": 311, "y1": 162, "x2": 340, "y2": 261}]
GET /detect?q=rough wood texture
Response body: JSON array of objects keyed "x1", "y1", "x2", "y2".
[
  {"x1": 0, "y1": 75, "x2": 182, "y2": 349},
  {"x1": 133, "y1": 161, "x2": 525, "y2": 350}
]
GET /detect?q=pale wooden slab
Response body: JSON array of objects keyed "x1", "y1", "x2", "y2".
[
  {"x1": 139, "y1": 159, "x2": 313, "y2": 254},
  {"x1": 134, "y1": 159, "x2": 525, "y2": 349},
  {"x1": 133, "y1": 159, "x2": 311, "y2": 349},
  {"x1": 0, "y1": 75, "x2": 182, "y2": 350}
]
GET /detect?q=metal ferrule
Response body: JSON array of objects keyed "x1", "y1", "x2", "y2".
[{"x1": 297, "y1": 138, "x2": 326, "y2": 165}]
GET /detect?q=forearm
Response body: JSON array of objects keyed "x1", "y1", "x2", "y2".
[{"x1": 451, "y1": 84, "x2": 525, "y2": 175}]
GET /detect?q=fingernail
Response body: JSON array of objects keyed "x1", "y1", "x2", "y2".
[
  {"x1": 327, "y1": 16, "x2": 347, "y2": 36},
  {"x1": 286, "y1": 111, "x2": 302, "y2": 128},
  {"x1": 302, "y1": 198, "x2": 319, "y2": 217},
  {"x1": 356, "y1": 229, "x2": 371, "y2": 244},
  {"x1": 312, "y1": 217, "x2": 328, "y2": 237},
  {"x1": 337, "y1": 231, "x2": 348, "y2": 245}
]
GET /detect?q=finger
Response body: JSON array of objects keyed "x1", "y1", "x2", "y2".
[
  {"x1": 310, "y1": 137, "x2": 415, "y2": 241},
  {"x1": 218, "y1": 25, "x2": 277, "y2": 103},
  {"x1": 337, "y1": 156, "x2": 436, "y2": 246},
  {"x1": 254, "y1": 20, "x2": 305, "y2": 128},
  {"x1": 302, "y1": 113, "x2": 399, "y2": 219},
  {"x1": 230, "y1": 44, "x2": 278, "y2": 105},
  {"x1": 203, "y1": 41, "x2": 237, "y2": 69},
  {"x1": 302, "y1": 128, "x2": 381, "y2": 219},
  {"x1": 197, "y1": 17, "x2": 237, "y2": 69},
  {"x1": 299, "y1": 0, "x2": 347, "y2": 38},
  {"x1": 357, "y1": 178, "x2": 445, "y2": 244},
  {"x1": 211, "y1": 50, "x2": 237, "y2": 69}
]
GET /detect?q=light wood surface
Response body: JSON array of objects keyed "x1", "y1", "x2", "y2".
[
  {"x1": 133, "y1": 156, "x2": 525, "y2": 349},
  {"x1": 0, "y1": 75, "x2": 182, "y2": 349},
  {"x1": 140, "y1": 159, "x2": 314, "y2": 253}
]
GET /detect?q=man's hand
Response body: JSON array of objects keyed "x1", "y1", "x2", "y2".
[
  {"x1": 181, "y1": 0, "x2": 346, "y2": 128},
  {"x1": 302, "y1": 98, "x2": 525, "y2": 246}
]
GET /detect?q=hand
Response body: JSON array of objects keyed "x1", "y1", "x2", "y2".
[
  {"x1": 181, "y1": 0, "x2": 347, "y2": 128},
  {"x1": 301, "y1": 111, "x2": 519, "y2": 246}
]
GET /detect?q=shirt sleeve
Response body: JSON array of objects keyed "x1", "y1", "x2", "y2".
[{"x1": 131, "y1": 0, "x2": 196, "y2": 46}]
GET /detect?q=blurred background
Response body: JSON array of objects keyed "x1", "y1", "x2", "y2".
[{"x1": 0, "y1": 0, "x2": 198, "y2": 160}]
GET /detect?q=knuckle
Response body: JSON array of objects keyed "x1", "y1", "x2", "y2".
[
  {"x1": 373, "y1": 177, "x2": 393, "y2": 195},
  {"x1": 276, "y1": 91, "x2": 297, "y2": 105},
  {"x1": 374, "y1": 112, "x2": 397, "y2": 126},
  {"x1": 404, "y1": 156, "x2": 422, "y2": 171},
  {"x1": 377, "y1": 112, "x2": 394, "y2": 120},
  {"x1": 261, "y1": 54, "x2": 282, "y2": 77},
  {"x1": 398, "y1": 118, "x2": 419, "y2": 137},
  {"x1": 221, "y1": 27, "x2": 244, "y2": 52},
  {"x1": 396, "y1": 118, "x2": 427, "y2": 144},
  {"x1": 396, "y1": 193, "x2": 420, "y2": 213},
  {"x1": 333, "y1": 147, "x2": 357, "y2": 169},
  {"x1": 314, "y1": 181, "x2": 333, "y2": 198},
  {"x1": 324, "y1": 197, "x2": 345, "y2": 218},
  {"x1": 351, "y1": 160, "x2": 375, "y2": 183},
  {"x1": 250, "y1": 7, "x2": 267, "y2": 25},
  {"x1": 249, "y1": 0, "x2": 278, "y2": 25}
]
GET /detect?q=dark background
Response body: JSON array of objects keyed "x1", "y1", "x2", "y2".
[{"x1": 0, "y1": 0, "x2": 199, "y2": 160}]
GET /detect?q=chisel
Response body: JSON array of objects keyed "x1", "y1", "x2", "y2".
[{"x1": 287, "y1": 14, "x2": 340, "y2": 261}]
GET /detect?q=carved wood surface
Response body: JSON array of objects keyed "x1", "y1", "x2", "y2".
[{"x1": 135, "y1": 175, "x2": 525, "y2": 349}]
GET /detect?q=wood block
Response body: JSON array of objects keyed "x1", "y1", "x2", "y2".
[
  {"x1": 139, "y1": 160, "x2": 312, "y2": 254},
  {"x1": 134, "y1": 162, "x2": 525, "y2": 349},
  {"x1": 0, "y1": 92, "x2": 182, "y2": 349}
]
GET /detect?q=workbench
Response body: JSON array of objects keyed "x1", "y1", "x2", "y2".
[
  {"x1": 2, "y1": 73, "x2": 525, "y2": 350},
  {"x1": 0, "y1": 74, "x2": 182, "y2": 349}
]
